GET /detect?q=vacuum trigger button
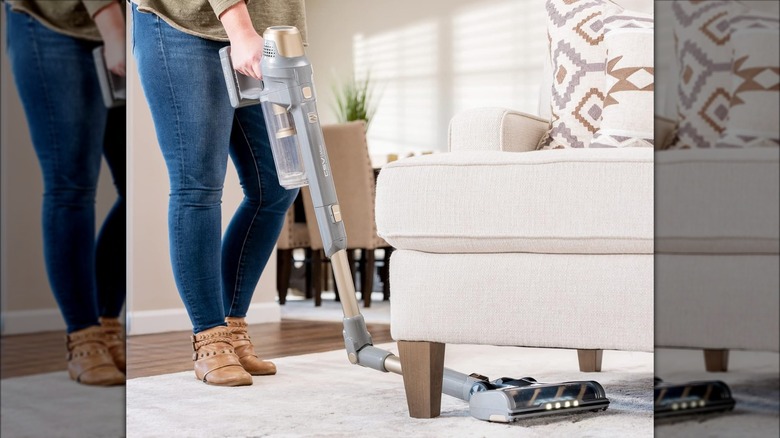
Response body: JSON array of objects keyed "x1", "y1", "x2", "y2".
[{"x1": 302, "y1": 86, "x2": 313, "y2": 99}]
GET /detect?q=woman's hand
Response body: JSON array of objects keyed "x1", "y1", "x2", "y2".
[
  {"x1": 93, "y1": 2, "x2": 126, "y2": 77},
  {"x1": 228, "y1": 32, "x2": 264, "y2": 80},
  {"x1": 219, "y1": 2, "x2": 264, "y2": 80}
]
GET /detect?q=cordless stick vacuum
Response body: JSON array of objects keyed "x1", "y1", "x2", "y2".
[{"x1": 219, "y1": 26, "x2": 610, "y2": 422}]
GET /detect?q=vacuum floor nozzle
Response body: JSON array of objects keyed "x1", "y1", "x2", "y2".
[
  {"x1": 468, "y1": 377, "x2": 610, "y2": 422},
  {"x1": 654, "y1": 377, "x2": 735, "y2": 419}
]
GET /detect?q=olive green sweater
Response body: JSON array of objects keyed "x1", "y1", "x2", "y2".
[
  {"x1": 131, "y1": 0, "x2": 307, "y2": 43},
  {"x1": 6, "y1": 1, "x2": 121, "y2": 41}
]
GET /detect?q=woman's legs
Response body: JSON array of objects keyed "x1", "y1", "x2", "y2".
[
  {"x1": 132, "y1": 7, "x2": 235, "y2": 333},
  {"x1": 222, "y1": 106, "x2": 299, "y2": 318},
  {"x1": 96, "y1": 106, "x2": 127, "y2": 318},
  {"x1": 132, "y1": 5, "x2": 295, "y2": 333},
  {"x1": 221, "y1": 106, "x2": 294, "y2": 376},
  {"x1": 6, "y1": 7, "x2": 107, "y2": 333}
]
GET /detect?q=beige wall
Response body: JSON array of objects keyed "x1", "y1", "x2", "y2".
[
  {"x1": 0, "y1": 8, "x2": 116, "y2": 333},
  {"x1": 304, "y1": 0, "x2": 652, "y2": 156},
  {"x1": 126, "y1": 10, "x2": 279, "y2": 335},
  {"x1": 305, "y1": 0, "x2": 544, "y2": 155}
]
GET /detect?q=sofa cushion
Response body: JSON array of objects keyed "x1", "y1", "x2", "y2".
[
  {"x1": 375, "y1": 149, "x2": 653, "y2": 254},
  {"x1": 590, "y1": 11, "x2": 655, "y2": 148},
  {"x1": 716, "y1": 14, "x2": 780, "y2": 148},
  {"x1": 389, "y1": 250, "x2": 653, "y2": 352},
  {"x1": 538, "y1": 0, "x2": 618, "y2": 149},
  {"x1": 670, "y1": 0, "x2": 747, "y2": 149},
  {"x1": 656, "y1": 254, "x2": 779, "y2": 351},
  {"x1": 655, "y1": 148, "x2": 780, "y2": 254}
]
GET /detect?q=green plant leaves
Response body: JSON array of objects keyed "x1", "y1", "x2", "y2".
[{"x1": 331, "y1": 73, "x2": 377, "y2": 130}]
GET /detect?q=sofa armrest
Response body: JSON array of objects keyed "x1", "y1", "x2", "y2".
[{"x1": 448, "y1": 108, "x2": 549, "y2": 153}]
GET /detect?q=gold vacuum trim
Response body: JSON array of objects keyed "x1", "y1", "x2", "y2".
[
  {"x1": 263, "y1": 26, "x2": 304, "y2": 58},
  {"x1": 384, "y1": 355, "x2": 402, "y2": 375},
  {"x1": 331, "y1": 250, "x2": 359, "y2": 318},
  {"x1": 272, "y1": 103, "x2": 288, "y2": 115},
  {"x1": 275, "y1": 127, "x2": 295, "y2": 139}
]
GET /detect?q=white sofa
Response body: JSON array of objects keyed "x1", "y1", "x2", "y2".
[
  {"x1": 655, "y1": 144, "x2": 780, "y2": 371},
  {"x1": 375, "y1": 108, "x2": 654, "y2": 418}
]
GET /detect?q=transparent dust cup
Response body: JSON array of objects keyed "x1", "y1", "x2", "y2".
[{"x1": 262, "y1": 101, "x2": 308, "y2": 189}]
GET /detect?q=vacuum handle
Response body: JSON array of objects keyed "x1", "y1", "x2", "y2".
[
  {"x1": 219, "y1": 46, "x2": 264, "y2": 108},
  {"x1": 93, "y1": 46, "x2": 125, "y2": 108}
]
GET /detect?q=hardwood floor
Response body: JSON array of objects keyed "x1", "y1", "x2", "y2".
[
  {"x1": 1, "y1": 319, "x2": 392, "y2": 380},
  {"x1": 1, "y1": 330, "x2": 68, "y2": 379}
]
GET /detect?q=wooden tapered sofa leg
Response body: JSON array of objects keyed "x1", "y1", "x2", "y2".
[
  {"x1": 704, "y1": 349, "x2": 729, "y2": 372},
  {"x1": 398, "y1": 341, "x2": 446, "y2": 418},
  {"x1": 577, "y1": 349, "x2": 603, "y2": 372}
]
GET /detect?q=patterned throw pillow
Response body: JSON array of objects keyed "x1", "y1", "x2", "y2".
[
  {"x1": 538, "y1": 0, "x2": 620, "y2": 149},
  {"x1": 716, "y1": 14, "x2": 780, "y2": 148},
  {"x1": 590, "y1": 11, "x2": 654, "y2": 148},
  {"x1": 670, "y1": 0, "x2": 747, "y2": 149}
]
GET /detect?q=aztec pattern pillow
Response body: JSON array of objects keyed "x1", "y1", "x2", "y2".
[
  {"x1": 590, "y1": 11, "x2": 655, "y2": 148},
  {"x1": 669, "y1": 0, "x2": 746, "y2": 149},
  {"x1": 716, "y1": 14, "x2": 780, "y2": 148},
  {"x1": 538, "y1": 0, "x2": 620, "y2": 149}
]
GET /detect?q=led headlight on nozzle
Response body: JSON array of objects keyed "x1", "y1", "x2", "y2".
[{"x1": 654, "y1": 378, "x2": 735, "y2": 419}]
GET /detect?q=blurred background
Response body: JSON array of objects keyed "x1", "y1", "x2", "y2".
[{"x1": 654, "y1": 0, "x2": 779, "y2": 435}]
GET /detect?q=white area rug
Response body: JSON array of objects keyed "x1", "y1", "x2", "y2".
[
  {"x1": 280, "y1": 293, "x2": 390, "y2": 324},
  {"x1": 654, "y1": 348, "x2": 779, "y2": 437},
  {"x1": 127, "y1": 343, "x2": 653, "y2": 437},
  {"x1": 1, "y1": 372, "x2": 125, "y2": 438}
]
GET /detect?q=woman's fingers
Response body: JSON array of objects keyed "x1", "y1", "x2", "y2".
[
  {"x1": 235, "y1": 58, "x2": 262, "y2": 80},
  {"x1": 250, "y1": 60, "x2": 263, "y2": 80},
  {"x1": 228, "y1": 31, "x2": 265, "y2": 80},
  {"x1": 109, "y1": 62, "x2": 126, "y2": 77}
]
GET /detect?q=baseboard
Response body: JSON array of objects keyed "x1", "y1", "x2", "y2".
[
  {"x1": 1, "y1": 302, "x2": 282, "y2": 336},
  {"x1": 1, "y1": 308, "x2": 67, "y2": 335},
  {"x1": 127, "y1": 302, "x2": 281, "y2": 336}
]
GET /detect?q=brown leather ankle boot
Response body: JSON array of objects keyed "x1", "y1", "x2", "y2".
[
  {"x1": 99, "y1": 317, "x2": 125, "y2": 373},
  {"x1": 225, "y1": 317, "x2": 277, "y2": 376},
  {"x1": 66, "y1": 326, "x2": 125, "y2": 386},
  {"x1": 192, "y1": 326, "x2": 253, "y2": 386}
]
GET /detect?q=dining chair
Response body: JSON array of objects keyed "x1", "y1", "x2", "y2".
[{"x1": 275, "y1": 203, "x2": 312, "y2": 304}]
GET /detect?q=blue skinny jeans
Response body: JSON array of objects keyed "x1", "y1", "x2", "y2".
[
  {"x1": 132, "y1": 5, "x2": 297, "y2": 333},
  {"x1": 5, "y1": 5, "x2": 126, "y2": 333}
]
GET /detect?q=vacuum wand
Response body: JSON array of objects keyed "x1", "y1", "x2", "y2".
[{"x1": 220, "y1": 26, "x2": 610, "y2": 422}]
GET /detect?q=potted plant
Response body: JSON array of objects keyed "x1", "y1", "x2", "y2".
[{"x1": 331, "y1": 73, "x2": 377, "y2": 130}]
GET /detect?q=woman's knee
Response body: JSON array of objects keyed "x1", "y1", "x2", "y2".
[
  {"x1": 43, "y1": 185, "x2": 97, "y2": 207},
  {"x1": 260, "y1": 185, "x2": 298, "y2": 214},
  {"x1": 170, "y1": 186, "x2": 223, "y2": 208}
]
